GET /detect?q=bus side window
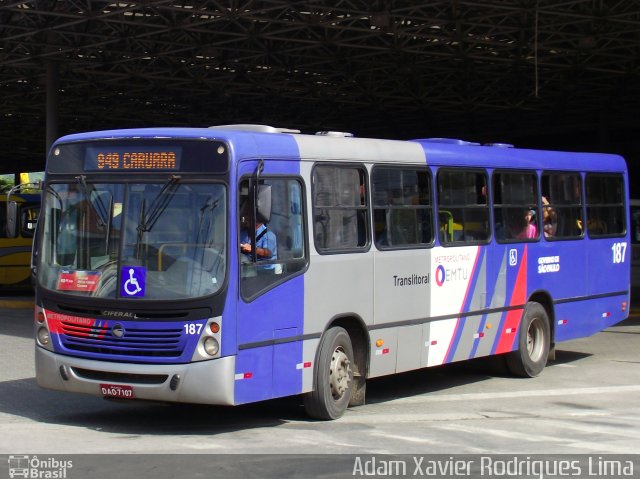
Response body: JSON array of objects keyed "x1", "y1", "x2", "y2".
[
  {"x1": 586, "y1": 174, "x2": 625, "y2": 237},
  {"x1": 493, "y1": 171, "x2": 539, "y2": 243},
  {"x1": 312, "y1": 165, "x2": 369, "y2": 253},
  {"x1": 437, "y1": 169, "x2": 490, "y2": 245},
  {"x1": 371, "y1": 166, "x2": 433, "y2": 249},
  {"x1": 241, "y1": 177, "x2": 307, "y2": 300},
  {"x1": 541, "y1": 173, "x2": 583, "y2": 240}
]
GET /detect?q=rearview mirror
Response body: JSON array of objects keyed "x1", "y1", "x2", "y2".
[
  {"x1": 6, "y1": 201, "x2": 19, "y2": 238},
  {"x1": 256, "y1": 184, "x2": 271, "y2": 223}
]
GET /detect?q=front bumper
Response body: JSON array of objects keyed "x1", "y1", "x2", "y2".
[{"x1": 36, "y1": 347, "x2": 236, "y2": 405}]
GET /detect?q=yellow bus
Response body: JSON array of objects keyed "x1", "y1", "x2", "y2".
[{"x1": 0, "y1": 175, "x2": 41, "y2": 288}]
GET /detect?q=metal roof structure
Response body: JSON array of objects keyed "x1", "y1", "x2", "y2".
[{"x1": 1, "y1": 1, "x2": 639, "y2": 172}]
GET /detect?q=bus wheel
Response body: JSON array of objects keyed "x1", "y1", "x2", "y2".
[
  {"x1": 506, "y1": 302, "x2": 550, "y2": 378},
  {"x1": 304, "y1": 327, "x2": 354, "y2": 420}
]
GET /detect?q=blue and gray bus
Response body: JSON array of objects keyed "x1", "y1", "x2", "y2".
[{"x1": 29, "y1": 125, "x2": 630, "y2": 419}]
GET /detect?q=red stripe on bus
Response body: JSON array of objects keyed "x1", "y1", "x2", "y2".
[{"x1": 495, "y1": 247, "x2": 527, "y2": 354}]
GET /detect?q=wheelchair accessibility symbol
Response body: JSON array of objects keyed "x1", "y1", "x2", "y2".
[{"x1": 120, "y1": 266, "x2": 146, "y2": 298}]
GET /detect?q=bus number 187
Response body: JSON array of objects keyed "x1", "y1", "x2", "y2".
[
  {"x1": 612, "y1": 242, "x2": 627, "y2": 264},
  {"x1": 184, "y1": 324, "x2": 203, "y2": 335}
]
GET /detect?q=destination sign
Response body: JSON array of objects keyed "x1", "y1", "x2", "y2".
[
  {"x1": 48, "y1": 140, "x2": 227, "y2": 174},
  {"x1": 85, "y1": 146, "x2": 182, "y2": 171}
]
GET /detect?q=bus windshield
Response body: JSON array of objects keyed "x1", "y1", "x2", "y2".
[{"x1": 38, "y1": 181, "x2": 226, "y2": 300}]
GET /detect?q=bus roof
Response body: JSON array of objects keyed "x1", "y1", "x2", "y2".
[
  {"x1": 54, "y1": 127, "x2": 627, "y2": 173},
  {"x1": 411, "y1": 138, "x2": 626, "y2": 172}
]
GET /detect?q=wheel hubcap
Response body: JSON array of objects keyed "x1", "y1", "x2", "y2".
[
  {"x1": 527, "y1": 317, "x2": 544, "y2": 362},
  {"x1": 329, "y1": 346, "x2": 352, "y2": 400}
]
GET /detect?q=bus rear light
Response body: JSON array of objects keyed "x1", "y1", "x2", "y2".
[
  {"x1": 209, "y1": 322, "x2": 220, "y2": 334},
  {"x1": 36, "y1": 311, "x2": 45, "y2": 323},
  {"x1": 621, "y1": 302, "x2": 627, "y2": 311},
  {"x1": 37, "y1": 327, "x2": 50, "y2": 345},
  {"x1": 203, "y1": 337, "x2": 219, "y2": 356},
  {"x1": 375, "y1": 339, "x2": 384, "y2": 347}
]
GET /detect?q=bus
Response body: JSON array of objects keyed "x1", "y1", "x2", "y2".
[
  {"x1": 0, "y1": 177, "x2": 41, "y2": 288},
  {"x1": 27, "y1": 125, "x2": 630, "y2": 419}
]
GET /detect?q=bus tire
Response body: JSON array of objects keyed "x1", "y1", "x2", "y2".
[
  {"x1": 303, "y1": 327, "x2": 354, "y2": 420},
  {"x1": 506, "y1": 302, "x2": 550, "y2": 378}
]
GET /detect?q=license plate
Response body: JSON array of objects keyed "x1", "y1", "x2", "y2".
[{"x1": 100, "y1": 383, "x2": 136, "y2": 399}]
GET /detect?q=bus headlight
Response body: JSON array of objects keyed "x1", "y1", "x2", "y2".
[
  {"x1": 191, "y1": 317, "x2": 222, "y2": 362},
  {"x1": 37, "y1": 327, "x2": 50, "y2": 345},
  {"x1": 203, "y1": 337, "x2": 220, "y2": 356}
]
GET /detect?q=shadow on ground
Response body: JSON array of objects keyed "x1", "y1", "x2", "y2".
[{"x1": 0, "y1": 344, "x2": 595, "y2": 437}]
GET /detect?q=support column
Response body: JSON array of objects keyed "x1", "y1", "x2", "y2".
[{"x1": 46, "y1": 60, "x2": 59, "y2": 155}]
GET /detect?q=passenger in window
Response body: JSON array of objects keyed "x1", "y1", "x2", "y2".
[
  {"x1": 521, "y1": 209, "x2": 538, "y2": 239},
  {"x1": 240, "y1": 214, "x2": 277, "y2": 266},
  {"x1": 507, "y1": 208, "x2": 537, "y2": 239},
  {"x1": 542, "y1": 197, "x2": 557, "y2": 237}
]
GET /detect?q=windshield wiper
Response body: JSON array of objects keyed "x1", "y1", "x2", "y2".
[
  {"x1": 135, "y1": 175, "x2": 181, "y2": 258},
  {"x1": 136, "y1": 175, "x2": 181, "y2": 234},
  {"x1": 195, "y1": 194, "x2": 221, "y2": 245},
  {"x1": 75, "y1": 175, "x2": 109, "y2": 227}
]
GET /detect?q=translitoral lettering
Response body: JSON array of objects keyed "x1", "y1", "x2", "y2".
[{"x1": 393, "y1": 274, "x2": 430, "y2": 287}]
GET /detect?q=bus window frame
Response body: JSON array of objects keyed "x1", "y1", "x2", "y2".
[
  {"x1": 311, "y1": 162, "x2": 371, "y2": 255},
  {"x1": 436, "y1": 167, "x2": 492, "y2": 247},
  {"x1": 370, "y1": 164, "x2": 435, "y2": 251},
  {"x1": 238, "y1": 173, "x2": 310, "y2": 303},
  {"x1": 491, "y1": 168, "x2": 541, "y2": 245},
  {"x1": 540, "y1": 170, "x2": 585, "y2": 242},
  {"x1": 585, "y1": 172, "x2": 627, "y2": 239}
]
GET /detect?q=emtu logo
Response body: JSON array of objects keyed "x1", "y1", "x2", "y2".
[{"x1": 435, "y1": 265, "x2": 446, "y2": 287}]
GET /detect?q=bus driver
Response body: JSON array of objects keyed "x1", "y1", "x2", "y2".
[{"x1": 240, "y1": 215, "x2": 277, "y2": 265}]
